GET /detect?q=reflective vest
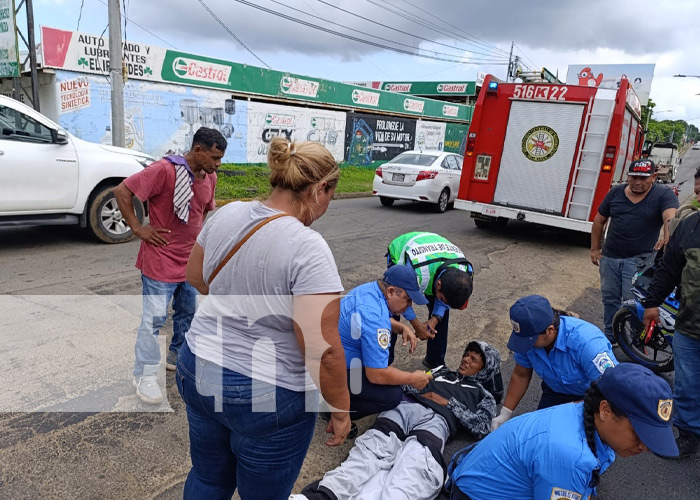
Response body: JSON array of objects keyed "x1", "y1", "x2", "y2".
[{"x1": 387, "y1": 232, "x2": 472, "y2": 296}]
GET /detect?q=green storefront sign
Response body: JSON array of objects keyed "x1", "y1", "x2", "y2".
[
  {"x1": 160, "y1": 50, "x2": 472, "y2": 122},
  {"x1": 381, "y1": 81, "x2": 476, "y2": 96},
  {"x1": 444, "y1": 123, "x2": 470, "y2": 154}
]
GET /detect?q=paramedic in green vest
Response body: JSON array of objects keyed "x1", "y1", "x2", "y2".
[{"x1": 387, "y1": 232, "x2": 474, "y2": 369}]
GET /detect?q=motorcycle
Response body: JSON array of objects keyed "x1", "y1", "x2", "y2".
[{"x1": 612, "y1": 252, "x2": 677, "y2": 373}]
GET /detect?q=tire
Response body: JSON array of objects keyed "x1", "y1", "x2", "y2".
[
  {"x1": 87, "y1": 186, "x2": 144, "y2": 243},
  {"x1": 379, "y1": 196, "x2": 395, "y2": 207},
  {"x1": 612, "y1": 307, "x2": 674, "y2": 373},
  {"x1": 434, "y1": 189, "x2": 449, "y2": 213},
  {"x1": 473, "y1": 217, "x2": 508, "y2": 230}
]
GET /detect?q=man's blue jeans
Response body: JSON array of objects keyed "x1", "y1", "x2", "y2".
[
  {"x1": 599, "y1": 254, "x2": 647, "y2": 337},
  {"x1": 134, "y1": 274, "x2": 197, "y2": 376},
  {"x1": 673, "y1": 330, "x2": 700, "y2": 436},
  {"x1": 176, "y1": 343, "x2": 318, "y2": 500}
]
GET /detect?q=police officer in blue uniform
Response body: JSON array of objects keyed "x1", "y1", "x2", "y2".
[
  {"x1": 491, "y1": 295, "x2": 618, "y2": 430},
  {"x1": 446, "y1": 363, "x2": 679, "y2": 500},
  {"x1": 339, "y1": 264, "x2": 433, "y2": 421}
]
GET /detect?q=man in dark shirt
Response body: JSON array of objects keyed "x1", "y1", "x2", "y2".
[{"x1": 590, "y1": 159, "x2": 678, "y2": 342}]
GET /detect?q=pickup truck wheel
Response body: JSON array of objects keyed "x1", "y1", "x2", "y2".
[{"x1": 87, "y1": 186, "x2": 144, "y2": 243}]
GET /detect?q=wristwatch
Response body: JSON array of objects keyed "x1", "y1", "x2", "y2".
[{"x1": 430, "y1": 314, "x2": 443, "y2": 324}]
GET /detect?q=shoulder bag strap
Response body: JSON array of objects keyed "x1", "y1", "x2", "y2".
[{"x1": 207, "y1": 212, "x2": 289, "y2": 284}]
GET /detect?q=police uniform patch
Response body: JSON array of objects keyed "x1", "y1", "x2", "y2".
[
  {"x1": 592, "y1": 352, "x2": 615, "y2": 374},
  {"x1": 377, "y1": 328, "x2": 391, "y2": 350},
  {"x1": 511, "y1": 319, "x2": 520, "y2": 333},
  {"x1": 549, "y1": 488, "x2": 582, "y2": 500},
  {"x1": 657, "y1": 399, "x2": 673, "y2": 422}
]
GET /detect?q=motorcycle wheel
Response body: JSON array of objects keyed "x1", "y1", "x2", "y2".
[{"x1": 612, "y1": 308, "x2": 674, "y2": 373}]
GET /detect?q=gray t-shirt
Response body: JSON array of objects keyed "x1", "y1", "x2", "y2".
[{"x1": 186, "y1": 201, "x2": 343, "y2": 392}]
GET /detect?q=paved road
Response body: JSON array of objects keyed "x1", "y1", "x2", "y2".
[{"x1": 1, "y1": 166, "x2": 699, "y2": 498}]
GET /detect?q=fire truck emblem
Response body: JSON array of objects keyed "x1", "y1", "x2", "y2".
[{"x1": 521, "y1": 126, "x2": 559, "y2": 162}]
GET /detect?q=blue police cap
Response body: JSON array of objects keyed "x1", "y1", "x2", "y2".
[
  {"x1": 507, "y1": 295, "x2": 553, "y2": 354},
  {"x1": 383, "y1": 265, "x2": 428, "y2": 305},
  {"x1": 597, "y1": 363, "x2": 678, "y2": 457}
]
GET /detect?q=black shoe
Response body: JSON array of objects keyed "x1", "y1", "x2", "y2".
[
  {"x1": 605, "y1": 334, "x2": 618, "y2": 346},
  {"x1": 676, "y1": 428, "x2": 700, "y2": 458}
]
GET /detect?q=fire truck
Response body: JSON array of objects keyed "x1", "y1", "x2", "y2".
[{"x1": 455, "y1": 75, "x2": 644, "y2": 232}]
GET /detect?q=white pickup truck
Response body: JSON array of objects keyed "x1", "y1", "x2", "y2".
[{"x1": 0, "y1": 95, "x2": 154, "y2": 243}]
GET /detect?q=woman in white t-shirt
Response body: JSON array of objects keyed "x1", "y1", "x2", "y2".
[{"x1": 178, "y1": 136, "x2": 351, "y2": 500}]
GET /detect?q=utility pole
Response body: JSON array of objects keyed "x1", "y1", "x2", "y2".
[
  {"x1": 108, "y1": 0, "x2": 125, "y2": 147},
  {"x1": 506, "y1": 41, "x2": 514, "y2": 83},
  {"x1": 25, "y1": 0, "x2": 39, "y2": 110}
]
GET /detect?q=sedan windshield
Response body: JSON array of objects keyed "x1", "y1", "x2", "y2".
[{"x1": 387, "y1": 153, "x2": 438, "y2": 166}]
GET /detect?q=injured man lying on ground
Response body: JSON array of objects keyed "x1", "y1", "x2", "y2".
[{"x1": 292, "y1": 340, "x2": 503, "y2": 500}]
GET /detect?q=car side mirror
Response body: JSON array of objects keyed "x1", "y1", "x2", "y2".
[{"x1": 53, "y1": 129, "x2": 69, "y2": 145}]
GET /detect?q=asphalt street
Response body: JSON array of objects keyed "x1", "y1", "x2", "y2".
[{"x1": 1, "y1": 154, "x2": 699, "y2": 499}]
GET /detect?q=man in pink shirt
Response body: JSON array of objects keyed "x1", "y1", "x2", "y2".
[{"x1": 114, "y1": 127, "x2": 226, "y2": 404}]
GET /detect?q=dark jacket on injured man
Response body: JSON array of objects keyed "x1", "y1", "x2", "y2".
[{"x1": 403, "y1": 340, "x2": 501, "y2": 438}]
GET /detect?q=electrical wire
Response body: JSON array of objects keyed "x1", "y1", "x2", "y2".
[
  {"x1": 313, "y1": 0, "x2": 507, "y2": 60},
  {"x1": 77, "y1": 0, "x2": 86, "y2": 30},
  {"x1": 514, "y1": 44, "x2": 538, "y2": 72},
  {"x1": 367, "y1": 0, "x2": 509, "y2": 58},
  {"x1": 92, "y1": 0, "x2": 179, "y2": 49},
  {"x1": 195, "y1": 0, "x2": 271, "y2": 68},
  {"x1": 263, "y1": 0, "x2": 504, "y2": 63},
  {"x1": 122, "y1": 0, "x2": 128, "y2": 46},
  {"x1": 394, "y1": 0, "x2": 510, "y2": 57},
  {"x1": 230, "y1": 0, "x2": 508, "y2": 64},
  {"x1": 298, "y1": 0, "x2": 390, "y2": 77}
]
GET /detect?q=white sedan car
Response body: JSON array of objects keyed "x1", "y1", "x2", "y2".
[{"x1": 372, "y1": 150, "x2": 464, "y2": 213}]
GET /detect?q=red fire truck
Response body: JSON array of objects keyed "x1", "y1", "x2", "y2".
[{"x1": 455, "y1": 75, "x2": 644, "y2": 232}]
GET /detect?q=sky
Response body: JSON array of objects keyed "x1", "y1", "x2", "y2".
[{"x1": 26, "y1": 0, "x2": 700, "y2": 123}]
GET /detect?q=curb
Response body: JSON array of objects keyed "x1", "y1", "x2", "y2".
[{"x1": 216, "y1": 191, "x2": 373, "y2": 207}]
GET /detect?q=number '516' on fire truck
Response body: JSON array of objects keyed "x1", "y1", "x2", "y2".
[{"x1": 455, "y1": 74, "x2": 644, "y2": 232}]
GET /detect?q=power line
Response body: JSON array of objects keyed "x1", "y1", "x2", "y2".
[
  {"x1": 264, "y1": 0, "x2": 505, "y2": 63},
  {"x1": 313, "y1": 0, "x2": 507, "y2": 60},
  {"x1": 230, "y1": 0, "x2": 508, "y2": 65},
  {"x1": 122, "y1": 0, "x2": 128, "y2": 45},
  {"x1": 92, "y1": 0, "x2": 179, "y2": 49},
  {"x1": 514, "y1": 44, "x2": 538, "y2": 72},
  {"x1": 368, "y1": 0, "x2": 509, "y2": 58},
  {"x1": 77, "y1": 0, "x2": 86, "y2": 30},
  {"x1": 298, "y1": 0, "x2": 390, "y2": 78},
  {"x1": 195, "y1": 0, "x2": 271, "y2": 68},
  {"x1": 393, "y1": 0, "x2": 510, "y2": 57}
]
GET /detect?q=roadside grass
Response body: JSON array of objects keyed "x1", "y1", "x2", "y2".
[{"x1": 216, "y1": 163, "x2": 376, "y2": 200}]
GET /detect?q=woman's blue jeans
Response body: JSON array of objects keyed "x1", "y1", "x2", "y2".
[{"x1": 176, "y1": 343, "x2": 318, "y2": 500}]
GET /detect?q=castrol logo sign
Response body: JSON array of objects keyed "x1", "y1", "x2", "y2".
[
  {"x1": 172, "y1": 57, "x2": 231, "y2": 84},
  {"x1": 437, "y1": 83, "x2": 467, "y2": 93}
]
